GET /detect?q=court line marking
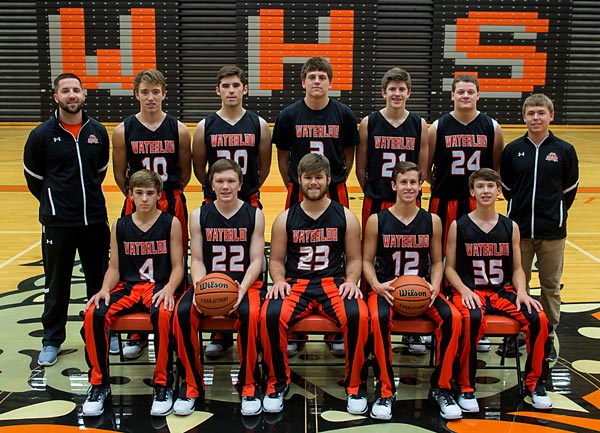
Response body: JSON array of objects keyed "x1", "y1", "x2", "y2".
[
  {"x1": 0, "y1": 241, "x2": 40, "y2": 269},
  {"x1": 566, "y1": 240, "x2": 600, "y2": 264},
  {"x1": 569, "y1": 232, "x2": 600, "y2": 235},
  {"x1": 0, "y1": 231, "x2": 39, "y2": 234}
]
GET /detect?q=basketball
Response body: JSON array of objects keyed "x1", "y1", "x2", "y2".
[
  {"x1": 390, "y1": 275, "x2": 431, "y2": 317},
  {"x1": 194, "y1": 273, "x2": 239, "y2": 316}
]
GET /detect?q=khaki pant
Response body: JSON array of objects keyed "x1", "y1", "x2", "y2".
[{"x1": 520, "y1": 237, "x2": 566, "y2": 331}]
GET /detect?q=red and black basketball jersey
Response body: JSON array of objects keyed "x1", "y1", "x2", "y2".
[
  {"x1": 285, "y1": 200, "x2": 347, "y2": 279},
  {"x1": 116, "y1": 212, "x2": 173, "y2": 284},
  {"x1": 454, "y1": 214, "x2": 514, "y2": 291},
  {"x1": 199, "y1": 201, "x2": 256, "y2": 283},
  {"x1": 364, "y1": 111, "x2": 422, "y2": 202},
  {"x1": 273, "y1": 99, "x2": 359, "y2": 185},
  {"x1": 374, "y1": 208, "x2": 432, "y2": 283},
  {"x1": 124, "y1": 113, "x2": 182, "y2": 192},
  {"x1": 430, "y1": 112, "x2": 496, "y2": 200},
  {"x1": 203, "y1": 111, "x2": 262, "y2": 201}
]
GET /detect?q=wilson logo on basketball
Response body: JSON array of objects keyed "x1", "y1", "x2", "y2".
[
  {"x1": 399, "y1": 288, "x2": 429, "y2": 298},
  {"x1": 199, "y1": 282, "x2": 229, "y2": 290}
]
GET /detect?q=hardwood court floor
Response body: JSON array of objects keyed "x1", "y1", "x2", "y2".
[{"x1": 0, "y1": 124, "x2": 598, "y2": 433}]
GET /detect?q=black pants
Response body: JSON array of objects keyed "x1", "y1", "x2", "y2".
[{"x1": 41, "y1": 222, "x2": 110, "y2": 347}]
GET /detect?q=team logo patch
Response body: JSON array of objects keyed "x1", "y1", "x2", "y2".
[
  {"x1": 546, "y1": 152, "x2": 559, "y2": 162},
  {"x1": 87, "y1": 134, "x2": 99, "y2": 144}
]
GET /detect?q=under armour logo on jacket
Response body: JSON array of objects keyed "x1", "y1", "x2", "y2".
[
  {"x1": 53, "y1": 137, "x2": 61, "y2": 142},
  {"x1": 46, "y1": 239, "x2": 53, "y2": 245},
  {"x1": 518, "y1": 152, "x2": 525, "y2": 157}
]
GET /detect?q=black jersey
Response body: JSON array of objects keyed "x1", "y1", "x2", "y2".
[
  {"x1": 273, "y1": 98, "x2": 358, "y2": 185},
  {"x1": 285, "y1": 200, "x2": 347, "y2": 279},
  {"x1": 374, "y1": 208, "x2": 433, "y2": 283},
  {"x1": 116, "y1": 212, "x2": 173, "y2": 284},
  {"x1": 200, "y1": 201, "x2": 256, "y2": 283},
  {"x1": 203, "y1": 111, "x2": 262, "y2": 201},
  {"x1": 431, "y1": 112, "x2": 496, "y2": 200},
  {"x1": 364, "y1": 111, "x2": 422, "y2": 202},
  {"x1": 124, "y1": 113, "x2": 182, "y2": 192},
  {"x1": 454, "y1": 214, "x2": 514, "y2": 291}
]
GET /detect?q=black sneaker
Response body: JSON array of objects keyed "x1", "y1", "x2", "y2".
[
  {"x1": 150, "y1": 385, "x2": 173, "y2": 416},
  {"x1": 82, "y1": 384, "x2": 111, "y2": 416},
  {"x1": 428, "y1": 388, "x2": 462, "y2": 420},
  {"x1": 496, "y1": 337, "x2": 525, "y2": 358},
  {"x1": 531, "y1": 383, "x2": 552, "y2": 409},
  {"x1": 547, "y1": 342, "x2": 557, "y2": 362}
]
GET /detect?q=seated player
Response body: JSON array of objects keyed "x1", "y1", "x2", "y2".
[
  {"x1": 81, "y1": 169, "x2": 184, "y2": 417},
  {"x1": 173, "y1": 159, "x2": 265, "y2": 417},
  {"x1": 363, "y1": 161, "x2": 462, "y2": 420},
  {"x1": 445, "y1": 168, "x2": 553, "y2": 411},
  {"x1": 260, "y1": 154, "x2": 370, "y2": 415}
]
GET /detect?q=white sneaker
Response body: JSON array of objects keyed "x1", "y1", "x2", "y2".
[
  {"x1": 123, "y1": 341, "x2": 147, "y2": 360},
  {"x1": 82, "y1": 384, "x2": 111, "y2": 417},
  {"x1": 263, "y1": 389, "x2": 286, "y2": 413},
  {"x1": 531, "y1": 385, "x2": 553, "y2": 409},
  {"x1": 205, "y1": 342, "x2": 224, "y2": 358},
  {"x1": 423, "y1": 335, "x2": 432, "y2": 344},
  {"x1": 457, "y1": 392, "x2": 480, "y2": 412},
  {"x1": 331, "y1": 341, "x2": 345, "y2": 357},
  {"x1": 428, "y1": 388, "x2": 462, "y2": 420},
  {"x1": 477, "y1": 337, "x2": 491, "y2": 352},
  {"x1": 347, "y1": 394, "x2": 368, "y2": 415},
  {"x1": 150, "y1": 386, "x2": 173, "y2": 416},
  {"x1": 109, "y1": 334, "x2": 120, "y2": 355},
  {"x1": 241, "y1": 396, "x2": 262, "y2": 416},
  {"x1": 405, "y1": 336, "x2": 426, "y2": 355},
  {"x1": 370, "y1": 397, "x2": 394, "y2": 420},
  {"x1": 173, "y1": 397, "x2": 196, "y2": 415},
  {"x1": 287, "y1": 342, "x2": 298, "y2": 358}
]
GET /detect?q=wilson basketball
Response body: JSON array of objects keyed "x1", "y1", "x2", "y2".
[
  {"x1": 194, "y1": 273, "x2": 239, "y2": 316},
  {"x1": 390, "y1": 275, "x2": 431, "y2": 317}
]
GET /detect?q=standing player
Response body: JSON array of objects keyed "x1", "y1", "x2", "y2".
[
  {"x1": 81, "y1": 169, "x2": 183, "y2": 417},
  {"x1": 363, "y1": 161, "x2": 462, "y2": 420},
  {"x1": 173, "y1": 159, "x2": 265, "y2": 417},
  {"x1": 501, "y1": 94, "x2": 579, "y2": 360},
  {"x1": 274, "y1": 56, "x2": 359, "y2": 208},
  {"x1": 192, "y1": 65, "x2": 271, "y2": 358},
  {"x1": 445, "y1": 168, "x2": 553, "y2": 411},
  {"x1": 260, "y1": 154, "x2": 370, "y2": 415},
  {"x1": 112, "y1": 69, "x2": 192, "y2": 358},
  {"x1": 23, "y1": 73, "x2": 110, "y2": 366}
]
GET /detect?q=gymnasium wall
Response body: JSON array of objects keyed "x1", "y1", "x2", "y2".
[{"x1": 1, "y1": 1, "x2": 598, "y2": 125}]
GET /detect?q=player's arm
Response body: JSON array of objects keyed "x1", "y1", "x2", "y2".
[
  {"x1": 189, "y1": 207, "x2": 207, "y2": 284},
  {"x1": 444, "y1": 220, "x2": 481, "y2": 309},
  {"x1": 276, "y1": 148, "x2": 290, "y2": 186},
  {"x1": 417, "y1": 118, "x2": 429, "y2": 182},
  {"x1": 355, "y1": 116, "x2": 369, "y2": 189},
  {"x1": 257, "y1": 117, "x2": 272, "y2": 187},
  {"x1": 344, "y1": 146, "x2": 355, "y2": 179},
  {"x1": 499, "y1": 148, "x2": 513, "y2": 201},
  {"x1": 492, "y1": 122, "x2": 505, "y2": 172},
  {"x1": 23, "y1": 130, "x2": 45, "y2": 200},
  {"x1": 267, "y1": 210, "x2": 290, "y2": 299},
  {"x1": 192, "y1": 120, "x2": 208, "y2": 185},
  {"x1": 177, "y1": 120, "x2": 192, "y2": 188},
  {"x1": 563, "y1": 146, "x2": 580, "y2": 209},
  {"x1": 152, "y1": 217, "x2": 184, "y2": 311},
  {"x1": 339, "y1": 208, "x2": 363, "y2": 299},
  {"x1": 511, "y1": 221, "x2": 542, "y2": 314},
  {"x1": 239, "y1": 208, "x2": 265, "y2": 295},
  {"x1": 97, "y1": 127, "x2": 110, "y2": 183},
  {"x1": 429, "y1": 213, "x2": 444, "y2": 304},
  {"x1": 86, "y1": 221, "x2": 120, "y2": 310},
  {"x1": 426, "y1": 121, "x2": 437, "y2": 184},
  {"x1": 112, "y1": 122, "x2": 129, "y2": 196},
  {"x1": 362, "y1": 214, "x2": 393, "y2": 304}
]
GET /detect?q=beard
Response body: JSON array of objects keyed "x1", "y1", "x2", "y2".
[
  {"x1": 301, "y1": 184, "x2": 328, "y2": 201},
  {"x1": 58, "y1": 99, "x2": 84, "y2": 115}
]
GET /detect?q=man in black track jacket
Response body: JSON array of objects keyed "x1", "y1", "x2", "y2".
[
  {"x1": 501, "y1": 94, "x2": 579, "y2": 361},
  {"x1": 23, "y1": 73, "x2": 110, "y2": 367}
]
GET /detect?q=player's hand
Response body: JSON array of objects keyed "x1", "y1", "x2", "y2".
[
  {"x1": 516, "y1": 292, "x2": 543, "y2": 314},
  {"x1": 153, "y1": 288, "x2": 175, "y2": 311},
  {"x1": 461, "y1": 290, "x2": 482, "y2": 310},
  {"x1": 338, "y1": 281, "x2": 363, "y2": 300},
  {"x1": 229, "y1": 281, "x2": 243, "y2": 314},
  {"x1": 371, "y1": 280, "x2": 394, "y2": 305},
  {"x1": 86, "y1": 290, "x2": 110, "y2": 311},
  {"x1": 268, "y1": 281, "x2": 291, "y2": 300},
  {"x1": 429, "y1": 282, "x2": 440, "y2": 307}
]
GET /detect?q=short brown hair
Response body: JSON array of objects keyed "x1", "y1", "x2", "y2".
[
  {"x1": 392, "y1": 161, "x2": 420, "y2": 182},
  {"x1": 469, "y1": 168, "x2": 501, "y2": 189},
  {"x1": 297, "y1": 153, "x2": 331, "y2": 177},
  {"x1": 217, "y1": 65, "x2": 247, "y2": 87},
  {"x1": 209, "y1": 158, "x2": 243, "y2": 185},
  {"x1": 522, "y1": 93, "x2": 554, "y2": 116},
  {"x1": 134, "y1": 69, "x2": 166, "y2": 93},
  {"x1": 381, "y1": 67, "x2": 411, "y2": 91},
  {"x1": 452, "y1": 74, "x2": 479, "y2": 92},
  {"x1": 53, "y1": 73, "x2": 82, "y2": 93},
  {"x1": 128, "y1": 169, "x2": 163, "y2": 193},
  {"x1": 301, "y1": 57, "x2": 333, "y2": 81}
]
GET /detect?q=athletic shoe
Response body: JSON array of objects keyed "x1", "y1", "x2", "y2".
[
  {"x1": 150, "y1": 385, "x2": 173, "y2": 416},
  {"x1": 82, "y1": 384, "x2": 111, "y2": 417},
  {"x1": 531, "y1": 384, "x2": 553, "y2": 409},
  {"x1": 241, "y1": 396, "x2": 262, "y2": 416},
  {"x1": 347, "y1": 394, "x2": 368, "y2": 415},
  {"x1": 477, "y1": 337, "x2": 492, "y2": 352},
  {"x1": 263, "y1": 388, "x2": 287, "y2": 413},
  {"x1": 287, "y1": 342, "x2": 299, "y2": 358},
  {"x1": 331, "y1": 341, "x2": 345, "y2": 357},
  {"x1": 173, "y1": 397, "x2": 196, "y2": 415},
  {"x1": 38, "y1": 345, "x2": 62, "y2": 366},
  {"x1": 428, "y1": 388, "x2": 462, "y2": 420},
  {"x1": 457, "y1": 392, "x2": 480, "y2": 412},
  {"x1": 497, "y1": 338, "x2": 526, "y2": 358},
  {"x1": 406, "y1": 336, "x2": 426, "y2": 355},
  {"x1": 205, "y1": 332, "x2": 234, "y2": 358},
  {"x1": 109, "y1": 334, "x2": 120, "y2": 355},
  {"x1": 370, "y1": 396, "x2": 394, "y2": 420},
  {"x1": 122, "y1": 340, "x2": 148, "y2": 360}
]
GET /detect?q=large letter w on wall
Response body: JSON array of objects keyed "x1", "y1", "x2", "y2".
[
  {"x1": 247, "y1": 9, "x2": 354, "y2": 96},
  {"x1": 49, "y1": 8, "x2": 157, "y2": 95}
]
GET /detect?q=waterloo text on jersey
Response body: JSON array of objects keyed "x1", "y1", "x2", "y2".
[
  {"x1": 374, "y1": 136, "x2": 416, "y2": 150},
  {"x1": 295, "y1": 125, "x2": 340, "y2": 138},
  {"x1": 123, "y1": 240, "x2": 168, "y2": 255},
  {"x1": 382, "y1": 234, "x2": 429, "y2": 248},
  {"x1": 444, "y1": 134, "x2": 488, "y2": 148},
  {"x1": 465, "y1": 242, "x2": 510, "y2": 256},
  {"x1": 210, "y1": 133, "x2": 256, "y2": 147},
  {"x1": 130, "y1": 140, "x2": 175, "y2": 154},
  {"x1": 292, "y1": 228, "x2": 338, "y2": 243},
  {"x1": 204, "y1": 227, "x2": 248, "y2": 242}
]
